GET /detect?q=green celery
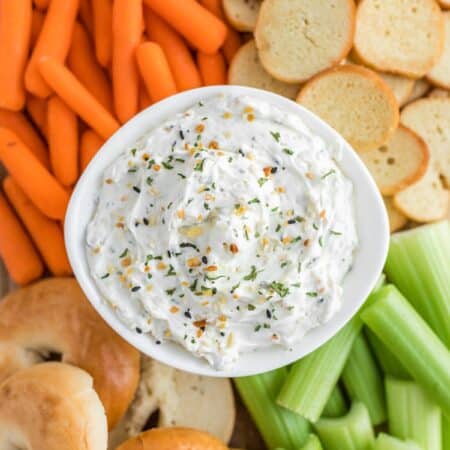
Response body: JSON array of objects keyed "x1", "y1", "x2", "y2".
[
  {"x1": 234, "y1": 367, "x2": 310, "y2": 449},
  {"x1": 375, "y1": 433, "x2": 421, "y2": 450},
  {"x1": 322, "y1": 385, "x2": 347, "y2": 418},
  {"x1": 365, "y1": 329, "x2": 410, "y2": 379},
  {"x1": 443, "y1": 415, "x2": 450, "y2": 450},
  {"x1": 277, "y1": 316, "x2": 362, "y2": 421},
  {"x1": 361, "y1": 285, "x2": 450, "y2": 417},
  {"x1": 300, "y1": 434, "x2": 323, "y2": 450},
  {"x1": 341, "y1": 332, "x2": 386, "y2": 425},
  {"x1": 385, "y1": 221, "x2": 450, "y2": 346},
  {"x1": 386, "y1": 377, "x2": 442, "y2": 450},
  {"x1": 314, "y1": 402, "x2": 375, "y2": 450}
]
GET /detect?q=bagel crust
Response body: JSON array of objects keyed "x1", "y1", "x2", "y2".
[
  {"x1": 117, "y1": 427, "x2": 229, "y2": 450},
  {"x1": 0, "y1": 363, "x2": 107, "y2": 450},
  {"x1": 255, "y1": 0, "x2": 355, "y2": 83},
  {"x1": 0, "y1": 277, "x2": 140, "y2": 429}
]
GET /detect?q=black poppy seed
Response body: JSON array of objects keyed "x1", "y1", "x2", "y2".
[
  {"x1": 184, "y1": 310, "x2": 192, "y2": 319},
  {"x1": 287, "y1": 219, "x2": 296, "y2": 224},
  {"x1": 201, "y1": 256, "x2": 208, "y2": 264},
  {"x1": 143, "y1": 217, "x2": 149, "y2": 225},
  {"x1": 155, "y1": 340, "x2": 161, "y2": 345},
  {"x1": 132, "y1": 186, "x2": 141, "y2": 193},
  {"x1": 266, "y1": 309, "x2": 272, "y2": 319},
  {"x1": 271, "y1": 167, "x2": 278, "y2": 174},
  {"x1": 135, "y1": 327, "x2": 142, "y2": 333},
  {"x1": 179, "y1": 130, "x2": 184, "y2": 139},
  {"x1": 131, "y1": 286, "x2": 141, "y2": 292}
]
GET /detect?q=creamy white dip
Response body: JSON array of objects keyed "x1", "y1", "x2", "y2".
[{"x1": 86, "y1": 94, "x2": 358, "y2": 369}]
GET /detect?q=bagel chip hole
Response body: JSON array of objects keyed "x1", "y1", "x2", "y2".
[{"x1": 142, "y1": 409, "x2": 161, "y2": 431}]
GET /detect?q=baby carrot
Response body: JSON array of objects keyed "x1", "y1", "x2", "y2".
[
  {"x1": 136, "y1": 42, "x2": 177, "y2": 103},
  {"x1": 38, "y1": 57, "x2": 119, "y2": 140},
  {"x1": 30, "y1": 9, "x2": 45, "y2": 48},
  {"x1": 144, "y1": 0, "x2": 227, "y2": 54},
  {"x1": 25, "y1": 0, "x2": 80, "y2": 98},
  {"x1": 48, "y1": 96, "x2": 79, "y2": 187},
  {"x1": 80, "y1": 129, "x2": 104, "y2": 171},
  {"x1": 0, "y1": 0, "x2": 32, "y2": 111},
  {"x1": 92, "y1": 0, "x2": 113, "y2": 67},
  {"x1": 3, "y1": 177, "x2": 72, "y2": 276},
  {"x1": 197, "y1": 51, "x2": 227, "y2": 86},
  {"x1": 0, "y1": 109, "x2": 49, "y2": 168},
  {"x1": 0, "y1": 191, "x2": 44, "y2": 285},
  {"x1": 33, "y1": 0, "x2": 50, "y2": 10},
  {"x1": 112, "y1": 0, "x2": 142, "y2": 123},
  {"x1": 199, "y1": 0, "x2": 241, "y2": 63},
  {"x1": 68, "y1": 23, "x2": 113, "y2": 112},
  {"x1": 26, "y1": 94, "x2": 47, "y2": 137},
  {"x1": 139, "y1": 83, "x2": 152, "y2": 111},
  {"x1": 79, "y1": 0, "x2": 94, "y2": 36},
  {"x1": 0, "y1": 127, "x2": 70, "y2": 220},
  {"x1": 144, "y1": 9, "x2": 202, "y2": 92}
]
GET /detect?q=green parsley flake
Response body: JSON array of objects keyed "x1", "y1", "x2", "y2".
[{"x1": 270, "y1": 131, "x2": 281, "y2": 142}]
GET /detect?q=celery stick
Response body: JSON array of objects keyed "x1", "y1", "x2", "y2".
[
  {"x1": 234, "y1": 367, "x2": 310, "y2": 449},
  {"x1": 385, "y1": 221, "x2": 450, "y2": 346},
  {"x1": 361, "y1": 285, "x2": 450, "y2": 417},
  {"x1": 300, "y1": 434, "x2": 323, "y2": 450},
  {"x1": 386, "y1": 377, "x2": 442, "y2": 450},
  {"x1": 322, "y1": 385, "x2": 347, "y2": 418},
  {"x1": 443, "y1": 415, "x2": 450, "y2": 450},
  {"x1": 314, "y1": 402, "x2": 375, "y2": 450},
  {"x1": 375, "y1": 433, "x2": 421, "y2": 450},
  {"x1": 277, "y1": 316, "x2": 362, "y2": 421},
  {"x1": 341, "y1": 332, "x2": 386, "y2": 425},
  {"x1": 365, "y1": 329, "x2": 410, "y2": 379}
]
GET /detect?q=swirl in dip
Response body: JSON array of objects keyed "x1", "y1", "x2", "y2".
[{"x1": 86, "y1": 94, "x2": 358, "y2": 369}]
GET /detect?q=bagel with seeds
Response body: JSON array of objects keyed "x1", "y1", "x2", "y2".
[
  {"x1": 116, "y1": 427, "x2": 228, "y2": 450},
  {"x1": 228, "y1": 40, "x2": 301, "y2": 99},
  {"x1": 254, "y1": 0, "x2": 355, "y2": 83},
  {"x1": 353, "y1": 0, "x2": 445, "y2": 78},
  {"x1": 0, "y1": 363, "x2": 107, "y2": 450},
  {"x1": 297, "y1": 64, "x2": 399, "y2": 152},
  {"x1": 0, "y1": 277, "x2": 140, "y2": 429}
]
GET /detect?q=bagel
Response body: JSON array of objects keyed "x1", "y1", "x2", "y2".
[
  {"x1": 0, "y1": 277, "x2": 140, "y2": 429},
  {"x1": 109, "y1": 356, "x2": 235, "y2": 448},
  {"x1": 0, "y1": 362, "x2": 107, "y2": 450},
  {"x1": 116, "y1": 427, "x2": 228, "y2": 450}
]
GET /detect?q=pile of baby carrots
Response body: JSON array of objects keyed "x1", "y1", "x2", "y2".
[{"x1": 0, "y1": 0, "x2": 241, "y2": 286}]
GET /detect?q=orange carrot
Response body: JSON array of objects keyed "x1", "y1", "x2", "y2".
[
  {"x1": 139, "y1": 82, "x2": 152, "y2": 111},
  {"x1": 136, "y1": 42, "x2": 177, "y2": 103},
  {"x1": 68, "y1": 23, "x2": 113, "y2": 112},
  {"x1": 199, "y1": 0, "x2": 241, "y2": 63},
  {"x1": 3, "y1": 177, "x2": 72, "y2": 276},
  {"x1": 112, "y1": 0, "x2": 142, "y2": 123},
  {"x1": 33, "y1": 0, "x2": 50, "y2": 10},
  {"x1": 0, "y1": 127, "x2": 70, "y2": 220},
  {"x1": 30, "y1": 9, "x2": 45, "y2": 48},
  {"x1": 0, "y1": 191, "x2": 44, "y2": 285},
  {"x1": 78, "y1": 0, "x2": 94, "y2": 36},
  {"x1": 26, "y1": 94, "x2": 47, "y2": 137},
  {"x1": 144, "y1": 0, "x2": 227, "y2": 54},
  {"x1": 0, "y1": 109, "x2": 49, "y2": 167},
  {"x1": 38, "y1": 57, "x2": 119, "y2": 140},
  {"x1": 48, "y1": 96, "x2": 79, "y2": 187},
  {"x1": 197, "y1": 51, "x2": 227, "y2": 86},
  {"x1": 25, "y1": 0, "x2": 80, "y2": 98},
  {"x1": 144, "y1": 9, "x2": 202, "y2": 92},
  {"x1": 222, "y1": 30, "x2": 241, "y2": 63},
  {"x1": 80, "y1": 129, "x2": 104, "y2": 171},
  {"x1": 0, "y1": 0, "x2": 32, "y2": 111},
  {"x1": 92, "y1": 0, "x2": 113, "y2": 67}
]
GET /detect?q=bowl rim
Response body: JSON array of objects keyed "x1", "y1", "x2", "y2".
[{"x1": 65, "y1": 85, "x2": 389, "y2": 377}]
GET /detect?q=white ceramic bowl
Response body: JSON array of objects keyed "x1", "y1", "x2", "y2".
[{"x1": 65, "y1": 86, "x2": 389, "y2": 377}]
